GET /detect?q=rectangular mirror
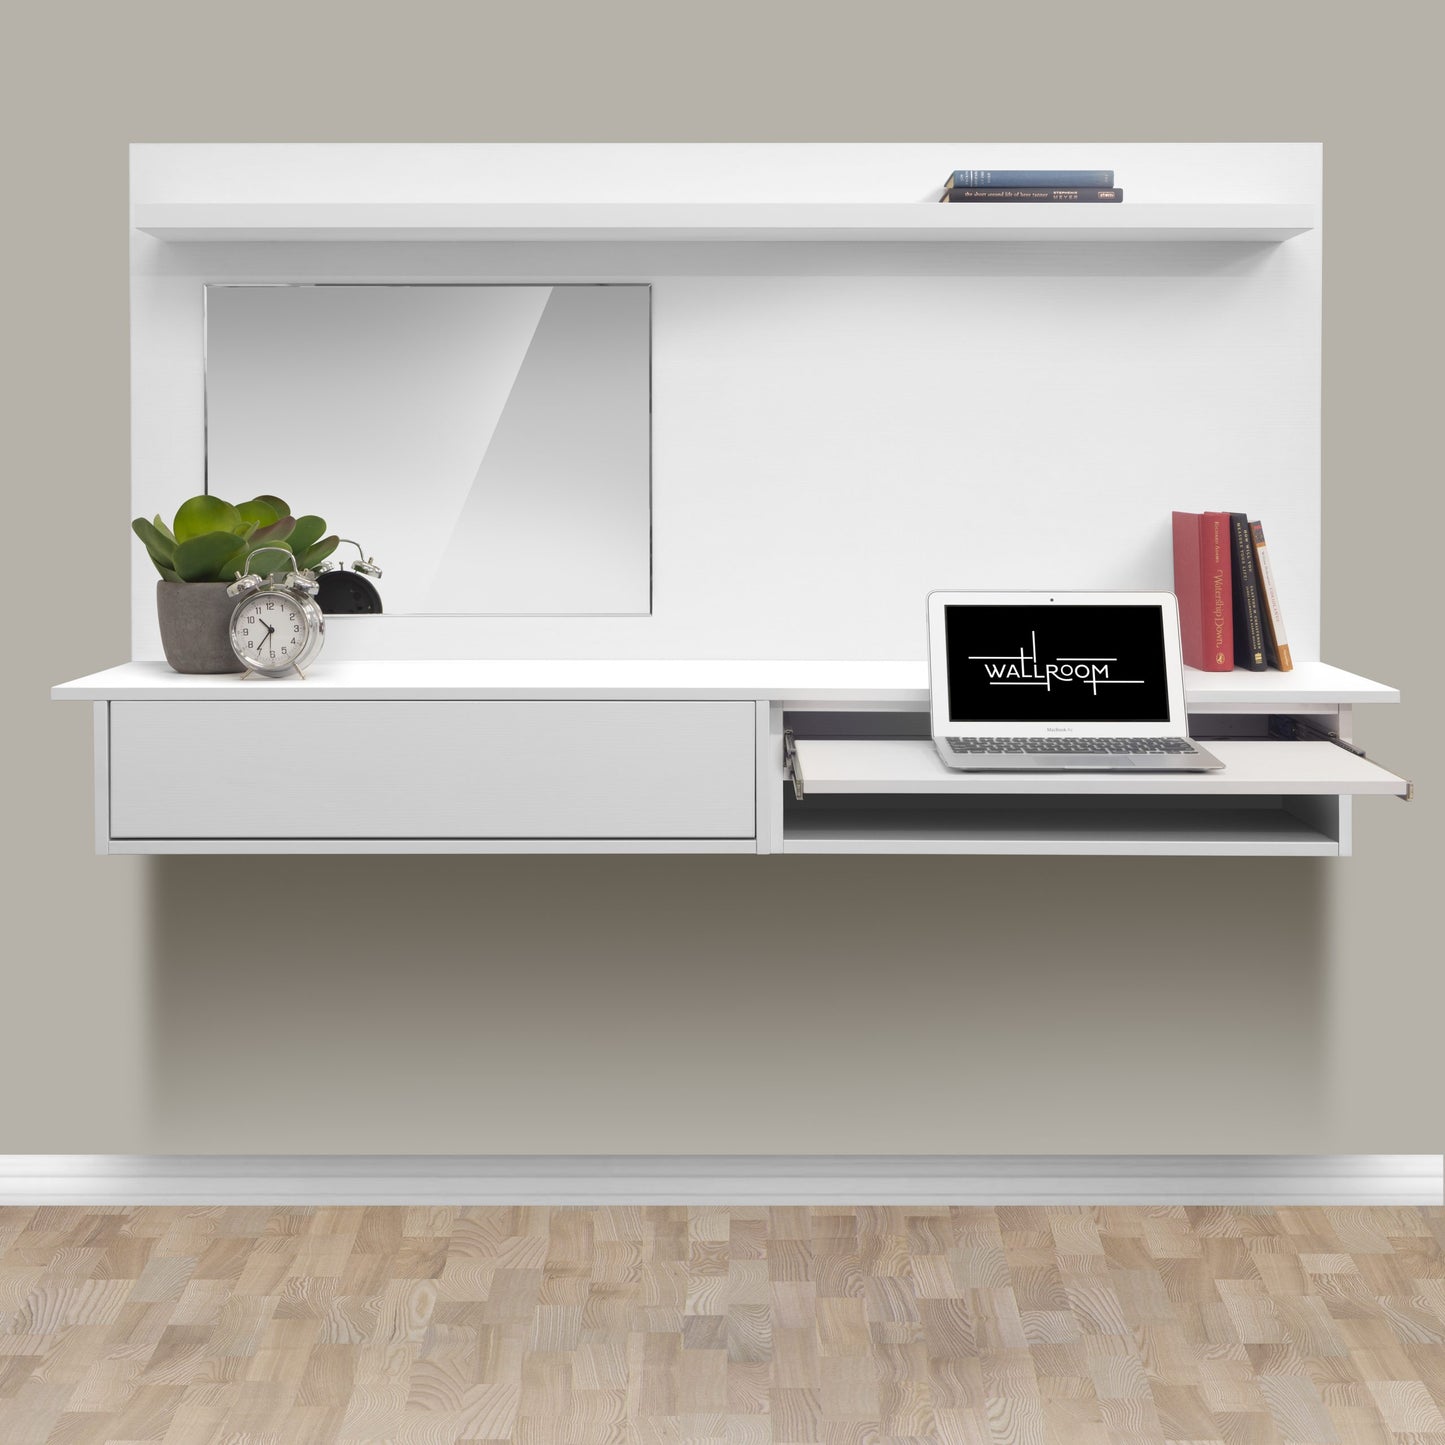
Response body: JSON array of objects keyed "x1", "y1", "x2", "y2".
[{"x1": 204, "y1": 284, "x2": 651, "y2": 615}]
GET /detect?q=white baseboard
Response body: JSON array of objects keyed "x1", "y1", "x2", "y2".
[{"x1": 0, "y1": 1155, "x2": 1438, "y2": 1207}]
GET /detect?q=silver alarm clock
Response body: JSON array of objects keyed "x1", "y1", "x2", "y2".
[{"x1": 226, "y1": 547, "x2": 326, "y2": 678}]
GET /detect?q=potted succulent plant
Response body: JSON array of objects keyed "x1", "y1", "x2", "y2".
[{"x1": 134, "y1": 494, "x2": 338, "y2": 673}]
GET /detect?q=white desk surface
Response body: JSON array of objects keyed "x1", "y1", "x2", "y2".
[
  {"x1": 792, "y1": 739, "x2": 1409, "y2": 797},
  {"x1": 53, "y1": 658, "x2": 1398, "y2": 705}
]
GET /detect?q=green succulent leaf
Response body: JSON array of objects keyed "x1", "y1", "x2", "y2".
[
  {"x1": 215, "y1": 545, "x2": 251, "y2": 583},
  {"x1": 236, "y1": 498, "x2": 280, "y2": 528},
  {"x1": 141, "y1": 496, "x2": 335, "y2": 582},
  {"x1": 174, "y1": 530, "x2": 248, "y2": 582},
  {"x1": 250, "y1": 515, "x2": 296, "y2": 548},
  {"x1": 132, "y1": 517, "x2": 176, "y2": 569},
  {"x1": 173, "y1": 494, "x2": 243, "y2": 543},
  {"x1": 301, "y1": 535, "x2": 340, "y2": 570},
  {"x1": 287, "y1": 515, "x2": 328, "y2": 558}
]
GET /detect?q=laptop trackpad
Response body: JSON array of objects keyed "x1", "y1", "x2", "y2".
[{"x1": 1060, "y1": 757, "x2": 1135, "y2": 767}]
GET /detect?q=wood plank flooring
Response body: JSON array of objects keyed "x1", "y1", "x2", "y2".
[{"x1": 0, "y1": 1205, "x2": 1442, "y2": 1444}]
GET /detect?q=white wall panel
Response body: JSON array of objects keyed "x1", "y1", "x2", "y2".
[{"x1": 131, "y1": 144, "x2": 1321, "y2": 664}]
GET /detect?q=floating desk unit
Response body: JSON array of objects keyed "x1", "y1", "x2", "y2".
[
  {"x1": 53, "y1": 143, "x2": 1408, "y2": 857},
  {"x1": 54, "y1": 659, "x2": 1405, "y2": 856}
]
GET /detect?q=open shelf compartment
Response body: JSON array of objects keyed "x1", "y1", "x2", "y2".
[
  {"x1": 782, "y1": 728, "x2": 1405, "y2": 858},
  {"x1": 783, "y1": 793, "x2": 1345, "y2": 857}
]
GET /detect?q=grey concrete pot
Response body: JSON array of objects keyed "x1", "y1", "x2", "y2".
[{"x1": 156, "y1": 581, "x2": 241, "y2": 674}]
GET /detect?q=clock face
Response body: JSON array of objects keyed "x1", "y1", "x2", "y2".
[{"x1": 231, "y1": 593, "x2": 309, "y2": 671}]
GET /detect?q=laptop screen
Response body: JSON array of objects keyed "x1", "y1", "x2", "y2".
[{"x1": 945, "y1": 603, "x2": 1172, "y2": 724}]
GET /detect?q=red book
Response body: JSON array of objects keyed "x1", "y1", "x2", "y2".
[{"x1": 1172, "y1": 511, "x2": 1234, "y2": 671}]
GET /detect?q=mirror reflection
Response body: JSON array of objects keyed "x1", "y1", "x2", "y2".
[{"x1": 204, "y1": 284, "x2": 652, "y2": 616}]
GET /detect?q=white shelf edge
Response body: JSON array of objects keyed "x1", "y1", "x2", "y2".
[
  {"x1": 51, "y1": 658, "x2": 1398, "y2": 706},
  {"x1": 104, "y1": 838, "x2": 758, "y2": 855},
  {"x1": 132, "y1": 201, "x2": 1317, "y2": 245},
  {"x1": 1179, "y1": 664, "x2": 1399, "y2": 706},
  {"x1": 782, "y1": 838, "x2": 1340, "y2": 857}
]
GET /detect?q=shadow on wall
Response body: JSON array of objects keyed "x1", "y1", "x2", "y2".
[{"x1": 146, "y1": 855, "x2": 1328, "y2": 1155}]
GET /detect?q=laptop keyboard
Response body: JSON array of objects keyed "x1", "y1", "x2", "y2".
[{"x1": 946, "y1": 737, "x2": 1199, "y2": 755}]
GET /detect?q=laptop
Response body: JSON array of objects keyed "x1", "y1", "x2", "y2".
[{"x1": 927, "y1": 591, "x2": 1225, "y2": 772}]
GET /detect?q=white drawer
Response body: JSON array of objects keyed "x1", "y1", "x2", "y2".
[{"x1": 109, "y1": 700, "x2": 756, "y2": 839}]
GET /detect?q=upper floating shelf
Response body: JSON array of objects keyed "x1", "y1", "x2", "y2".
[{"x1": 132, "y1": 202, "x2": 1317, "y2": 245}]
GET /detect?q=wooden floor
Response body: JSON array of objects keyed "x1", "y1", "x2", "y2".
[{"x1": 0, "y1": 1206, "x2": 1443, "y2": 1444}]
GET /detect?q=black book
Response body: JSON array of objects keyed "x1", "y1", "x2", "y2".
[
  {"x1": 1229, "y1": 513, "x2": 1268, "y2": 671},
  {"x1": 939, "y1": 187, "x2": 1123, "y2": 203}
]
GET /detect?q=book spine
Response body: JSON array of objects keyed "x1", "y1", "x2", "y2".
[
  {"x1": 946, "y1": 170, "x2": 1115, "y2": 188},
  {"x1": 940, "y1": 188, "x2": 1122, "y2": 203},
  {"x1": 1250, "y1": 520, "x2": 1293, "y2": 671},
  {"x1": 1172, "y1": 511, "x2": 1234, "y2": 671},
  {"x1": 1229, "y1": 513, "x2": 1268, "y2": 670}
]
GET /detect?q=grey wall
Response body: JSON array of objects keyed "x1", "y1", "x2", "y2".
[{"x1": 8, "y1": 0, "x2": 1439, "y2": 1154}]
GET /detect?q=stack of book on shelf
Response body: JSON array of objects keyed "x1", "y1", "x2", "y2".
[
  {"x1": 1172, "y1": 511, "x2": 1293, "y2": 674},
  {"x1": 939, "y1": 169, "x2": 1122, "y2": 203}
]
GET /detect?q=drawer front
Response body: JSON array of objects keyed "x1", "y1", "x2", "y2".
[{"x1": 110, "y1": 700, "x2": 755, "y2": 839}]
